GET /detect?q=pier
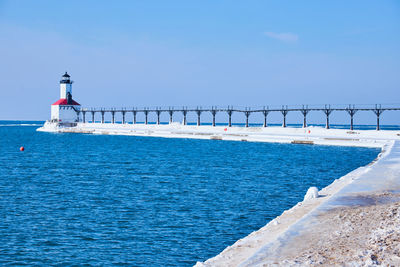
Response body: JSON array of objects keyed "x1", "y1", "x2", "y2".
[{"x1": 76, "y1": 104, "x2": 400, "y2": 130}]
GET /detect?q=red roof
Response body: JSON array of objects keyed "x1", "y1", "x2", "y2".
[{"x1": 52, "y1": 98, "x2": 81, "y2": 106}]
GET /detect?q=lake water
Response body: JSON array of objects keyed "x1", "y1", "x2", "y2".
[{"x1": 0, "y1": 121, "x2": 380, "y2": 266}]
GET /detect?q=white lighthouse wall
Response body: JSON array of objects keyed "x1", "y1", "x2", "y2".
[
  {"x1": 51, "y1": 105, "x2": 59, "y2": 120},
  {"x1": 60, "y1": 84, "x2": 66, "y2": 99},
  {"x1": 51, "y1": 105, "x2": 80, "y2": 123},
  {"x1": 59, "y1": 83, "x2": 72, "y2": 99}
]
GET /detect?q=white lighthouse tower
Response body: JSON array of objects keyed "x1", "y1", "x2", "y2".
[{"x1": 50, "y1": 72, "x2": 81, "y2": 124}]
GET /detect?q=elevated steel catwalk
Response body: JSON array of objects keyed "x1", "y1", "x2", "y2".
[{"x1": 77, "y1": 104, "x2": 400, "y2": 130}]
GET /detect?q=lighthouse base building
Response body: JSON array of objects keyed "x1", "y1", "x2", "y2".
[
  {"x1": 51, "y1": 99, "x2": 80, "y2": 123},
  {"x1": 49, "y1": 72, "x2": 81, "y2": 125}
]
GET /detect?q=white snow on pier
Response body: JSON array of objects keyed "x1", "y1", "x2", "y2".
[{"x1": 37, "y1": 122, "x2": 400, "y2": 148}]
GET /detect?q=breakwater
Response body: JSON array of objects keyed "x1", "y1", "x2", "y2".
[{"x1": 38, "y1": 122, "x2": 400, "y2": 148}]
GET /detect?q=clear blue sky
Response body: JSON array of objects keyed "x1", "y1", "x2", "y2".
[{"x1": 0, "y1": 0, "x2": 399, "y2": 124}]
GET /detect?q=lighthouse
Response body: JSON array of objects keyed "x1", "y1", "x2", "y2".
[{"x1": 51, "y1": 72, "x2": 81, "y2": 124}]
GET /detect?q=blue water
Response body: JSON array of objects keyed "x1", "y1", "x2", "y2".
[{"x1": 0, "y1": 121, "x2": 380, "y2": 266}]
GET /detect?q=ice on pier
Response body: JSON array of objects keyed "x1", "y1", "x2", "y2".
[{"x1": 303, "y1": 186, "x2": 319, "y2": 201}]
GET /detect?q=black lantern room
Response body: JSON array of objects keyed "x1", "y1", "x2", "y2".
[{"x1": 60, "y1": 72, "x2": 72, "y2": 84}]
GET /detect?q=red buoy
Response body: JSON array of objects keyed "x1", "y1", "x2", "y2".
[
  {"x1": 224, "y1": 128, "x2": 227, "y2": 131},
  {"x1": 20, "y1": 146, "x2": 25, "y2": 151}
]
